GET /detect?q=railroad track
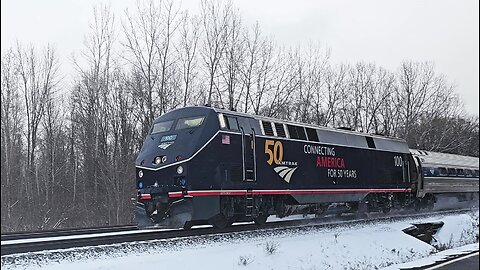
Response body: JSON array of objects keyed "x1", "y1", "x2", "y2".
[
  {"x1": 1, "y1": 207, "x2": 477, "y2": 257},
  {"x1": 0, "y1": 225, "x2": 138, "y2": 241}
]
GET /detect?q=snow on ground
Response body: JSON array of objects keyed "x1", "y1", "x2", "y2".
[
  {"x1": 383, "y1": 243, "x2": 479, "y2": 270},
  {"x1": 2, "y1": 210, "x2": 478, "y2": 270}
]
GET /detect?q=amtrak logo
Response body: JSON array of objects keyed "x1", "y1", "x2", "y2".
[
  {"x1": 273, "y1": 166, "x2": 298, "y2": 183},
  {"x1": 158, "y1": 142, "x2": 174, "y2": 149}
]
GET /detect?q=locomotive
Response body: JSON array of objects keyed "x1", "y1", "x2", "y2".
[{"x1": 135, "y1": 106, "x2": 479, "y2": 229}]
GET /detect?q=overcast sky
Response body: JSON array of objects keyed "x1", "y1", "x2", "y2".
[{"x1": 2, "y1": 0, "x2": 478, "y2": 115}]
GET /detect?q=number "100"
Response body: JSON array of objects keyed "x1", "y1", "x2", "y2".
[
  {"x1": 265, "y1": 140, "x2": 283, "y2": 165},
  {"x1": 394, "y1": 156, "x2": 403, "y2": 167}
]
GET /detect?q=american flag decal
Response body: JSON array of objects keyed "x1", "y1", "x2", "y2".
[{"x1": 222, "y1": 134, "x2": 230, "y2": 144}]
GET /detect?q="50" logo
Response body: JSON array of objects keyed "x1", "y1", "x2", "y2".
[{"x1": 265, "y1": 140, "x2": 283, "y2": 165}]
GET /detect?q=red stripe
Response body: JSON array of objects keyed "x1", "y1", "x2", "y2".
[
  {"x1": 139, "y1": 194, "x2": 152, "y2": 200},
  {"x1": 168, "y1": 188, "x2": 412, "y2": 198}
]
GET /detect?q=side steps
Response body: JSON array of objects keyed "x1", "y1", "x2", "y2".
[{"x1": 245, "y1": 189, "x2": 256, "y2": 217}]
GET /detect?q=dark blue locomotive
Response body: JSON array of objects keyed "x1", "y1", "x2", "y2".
[{"x1": 135, "y1": 106, "x2": 479, "y2": 229}]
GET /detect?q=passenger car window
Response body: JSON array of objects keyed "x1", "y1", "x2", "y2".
[
  {"x1": 447, "y1": 168, "x2": 456, "y2": 176},
  {"x1": 438, "y1": 167, "x2": 447, "y2": 176},
  {"x1": 422, "y1": 167, "x2": 431, "y2": 176},
  {"x1": 456, "y1": 169, "x2": 464, "y2": 176},
  {"x1": 151, "y1": 120, "x2": 174, "y2": 134},
  {"x1": 176, "y1": 116, "x2": 205, "y2": 130},
  {"x1": 423, "y1": 167, "x2": 437, "y2": 176}
]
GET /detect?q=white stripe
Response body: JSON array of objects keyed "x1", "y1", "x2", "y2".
[
  {"x1": 284, "y1": 167, "x2": 298, "y2": 183},
  {"x1": 274, "y1": 166, "x2": 289, "y2": 173},
  {"x1": 279, "y1": 168, "x2": 292, "y2": 178},
  {"x1": 423, "y1": 252, "x2": 479, "y2": 270},
  {"x1": 424, "y1": 176, "x2": 479, "y2": 181}
]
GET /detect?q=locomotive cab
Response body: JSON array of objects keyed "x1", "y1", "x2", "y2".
[{"x1": 135, "y1": 107, "x2": 219, "y2": 223}]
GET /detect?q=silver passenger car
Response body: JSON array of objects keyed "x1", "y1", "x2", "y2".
[{"x1": 411, "y1": 149, "x2": 479, "y2": 197}]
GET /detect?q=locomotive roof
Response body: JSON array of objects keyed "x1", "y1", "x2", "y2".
[
  {"x1": 410, "y1": 149, "x2": 479, "y2": 169},
  {"x1": 207, "y1": 106, "x2": 407, "y2": 143},
  {"x1": 162, "y1": 106, "x2": 410, "y2": 153}
]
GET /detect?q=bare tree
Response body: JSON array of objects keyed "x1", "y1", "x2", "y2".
[
  {"x1": 249, "y1": 37, "x2": 276, "y2": 114},
  {"x1": 396, "y1": 61, "x2": 435, "y2": 138},
  {"x1": 240, "y1": 22, "x2": 261, "y2": 113},
  {"x1": 71, "y1": 4, "x2": 116, "y2": 225},
  {"x1": 1, "y1": 49, "x2": 25, "y2": 231},
  {"x1": 295, "y1": 44, "x2": 330, "y2": 123},
  {"x1": 100, "y1": 68, "x2": 136, "y2": 224},
  {"x1": 316, "y1": 63, "x2": 347, "y2": 127},
  {"x1": 200, "y1": 0, "x2": 232, "y2": 106},
  {"x1": 40, "y1": 88, "x2": 62, "y2": 211},
  {"x1": 218, "y1": 5, "x2": 246, "y2": 111},
  {"x1": 156, "y1": 0, "x2": 181, "y2": 113},
  {"x1": 16, "y1": 43, "x2": 59, "y2": 212},
  {"x1": 261, "y1": 48, "x2": 301, "y2": 119},
  {"x1": 122, "y1": 0, "x2": 163, "y2": 137},
  {"x1": 363, "y1": 67, "x2": 395, "y2": 134},
  {"x1": 177, "y1": 11, "x2": 201, "y2": 106}
]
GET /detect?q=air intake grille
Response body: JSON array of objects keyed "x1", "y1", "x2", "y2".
[
  {"x1": 262, "y1": 121, "x2": 274, "y2": 136},
  {"x1": 275, "y1": 123, "x2": 286, "y2": 137}
]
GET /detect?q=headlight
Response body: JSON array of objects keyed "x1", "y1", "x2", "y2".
[
  {"x1": 138, "y1": 170, "x2": 144, "y2": 178},
  {"x1": 177, "y1": 166, "x2": 184, "y2": 174},
  {"x1": 154, "y1": 156, "x2": 167, "y2": 165}
]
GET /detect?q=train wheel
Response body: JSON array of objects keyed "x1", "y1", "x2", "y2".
[
  {"x1": 254, "y1": 214, "x2": 268, "y2": 225},
  {"x1": 210, "y1": 214, "x2": 229, "y2": 229}
]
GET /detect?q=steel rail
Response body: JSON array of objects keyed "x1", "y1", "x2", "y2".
[{"x1": 1, "y1": 225, "x2": 138, "y2": 241}]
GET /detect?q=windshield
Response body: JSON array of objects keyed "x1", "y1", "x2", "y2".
[
  {"x1": 151, "y1": 120, "x2": 174, "y2": 134},
  {"x1": 176, "y1": 116, "x2": 205, "y2": 130}
]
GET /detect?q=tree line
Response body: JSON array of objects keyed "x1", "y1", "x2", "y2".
[{"x1": 1, "y1": 0, "x2": 478, "y2": 232}]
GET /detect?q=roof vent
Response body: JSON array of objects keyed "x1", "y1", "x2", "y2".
[
  {"x1": 262, "y1": 121, "x2": 274, "y2": 136},
  {"x1": 274, "y1": 123, "x2": 286, "y2": 137}
]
